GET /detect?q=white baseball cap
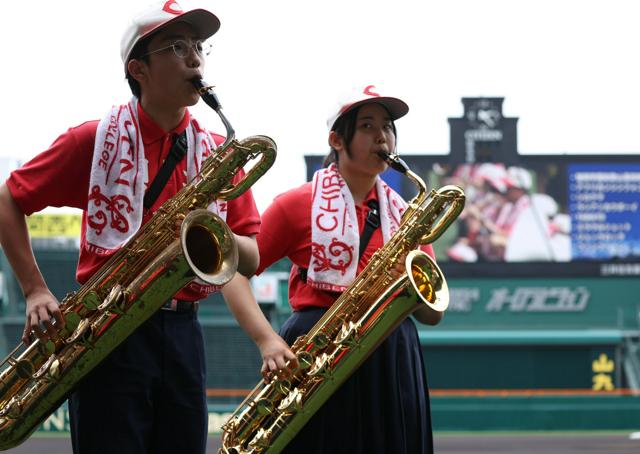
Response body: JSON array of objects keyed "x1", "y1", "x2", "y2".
[
  {"x1": 121, "y1": 1, "x2": 220, "y2": 72},
  {"x1": 476, "y1": 163, "x2": 508, "y2": 193},
  {"x1": 327, "y1": 84, "x2": 409, "y2": 131},
  {"x1": 506, "y1": 167, "x2": 533, "y2": 191}
]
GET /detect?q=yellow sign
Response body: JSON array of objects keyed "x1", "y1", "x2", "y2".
[
  {"x1": 26, "y1": 214, "x2": 82, "y2": 238},
  {"x1": 592, "y1": 353, "x2": 615, "y2": 391}
]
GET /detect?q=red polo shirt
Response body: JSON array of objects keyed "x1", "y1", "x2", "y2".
[
  {"x1": 7, "y1": 103, "x2": 260, "y2": 300},
  {"x1": 256, "y1": 182, "x2": 434, "y2": 311}
]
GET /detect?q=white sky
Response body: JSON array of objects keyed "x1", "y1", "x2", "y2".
[{"x1": 1, "y1": 0, "x2": 639, "y2": 212}]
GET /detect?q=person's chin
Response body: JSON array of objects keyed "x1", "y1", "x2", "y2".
[
  {"x1": 185, "y1": 93, "x2": 200, "y2": 106},
  {"x1": 373, "y1": 163, "x2": 387, "y2": 175}
]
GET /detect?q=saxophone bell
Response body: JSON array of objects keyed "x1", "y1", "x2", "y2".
[
  {"x1": 406, "y1": 249, "x2": 449, "y2": 313},
  {"x1": 180, "y1": 209, "x2": 238, "y2": 286}
]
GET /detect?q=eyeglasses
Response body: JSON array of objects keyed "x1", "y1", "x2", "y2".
[{"x1": 138, "y1": 39, "x2": 212, "y2": 59}]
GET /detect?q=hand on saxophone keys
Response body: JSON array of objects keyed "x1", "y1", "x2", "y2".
[
  {"x1": 258, "y1": 333, "x2": 299, "y2": 383},
  {"x1": 23, "y1": 288, "x2": 65, "y2": 346}
]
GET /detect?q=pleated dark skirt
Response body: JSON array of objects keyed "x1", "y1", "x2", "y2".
[{"x1": 279, "y1": 308, "x2": 434, "y2": 454}]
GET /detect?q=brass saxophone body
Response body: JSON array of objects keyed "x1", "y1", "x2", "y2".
[
  {"x1": 0, "y1": 80, "x2": 277, "y2": 450},
  {"x1": 220, "y1": 154, "x2": 465, "y2": 454}
]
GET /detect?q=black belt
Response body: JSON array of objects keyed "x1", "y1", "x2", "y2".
[{"x1": 161, "y1": 299, "x2": 199, "y2": 313}]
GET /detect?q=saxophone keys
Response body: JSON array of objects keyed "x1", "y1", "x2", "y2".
[
  {"x1": 12, "y1": 359, "x2": 34, "y2": 380},
  {"x1": 61, "y1": 306, "x2": 81, "y2": 325},
  {"x1": 311, "y1": 333, "x2": 329, "y2": 350},
  {"x1": 248, "y1": 427, "x2": 272, "y2": 450},
  {"x1": 273, "y1": 379, "x2": 291, "y2": 395},
  {"x1": 5, "y1": 356, "x2": 17, "y2": 367},
  {"x1": 334, "y1": 321, "x2": 360, "y2": 348},
  {"x1": 0, "y1": 396, "x2": 23, "y2": 419},
  {"x1": 80, "y1": 290, "x2": 100, "y2": 311},
  {"x1": 295, "y1": 351, "x2": 313, "y2": 371},
  {"x1": 48, "y1": 358, "x2": 61, "y2": 380},
  {"x1": 65, "y1": 318, "x2": 94, "y2": 347},
  {"x1": 220, "y1": 416, "x2": 237, "y2": 434},
  {"x1": 220, "y1": 417, "x2": 243, "y2": 444},
  {"x1": 277, "y1": 387, "x2": 303, "y2": 413},
  {"x1": 32, "y1": 354, "x2": 61, "y2": 382},
  {"x1": 257, "y1": 380, "x2": 291, "y2": 416},
  {"x1": 255, "y1": 398, "x2": 273, "y2": 416},
  {"x1": 190, "y1": 194, "x2": 207, "y2": 209},
  {"x1": 306, "y1": 353, "x2": 332, "y2": 379},
  {"x1": 221, "y1": 445, "x2": 247, "y2": 454},
  {"x1": 97, "y1": 285, "x2": 127, "y2": 314}
]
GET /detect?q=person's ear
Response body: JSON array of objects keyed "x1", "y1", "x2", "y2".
[
  {"x1": 127, "y1": 59, "x2": 147, "y2": 83},
  {"x1": 328, "y1": 131, "x2": 345, "y2": 153}
]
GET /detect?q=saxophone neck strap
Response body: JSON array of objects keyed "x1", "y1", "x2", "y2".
[
  {"x1": 358, "y1": 199, "x2": 380, "y2": 258},
  {"x1": 143, "y1": 131, "x2": 188, "y2": 210},
  {"x1": 299, "y1": 199, "x2": 380, "y2": 284}
]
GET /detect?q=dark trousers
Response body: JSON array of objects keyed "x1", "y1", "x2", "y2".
[{"x1": 68, "y1": 309, "x2": 207, "y2": 454}]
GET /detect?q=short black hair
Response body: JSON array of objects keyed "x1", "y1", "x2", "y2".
[{"x1": 322, "y1": 105, "x2": 398, "y2": 167}]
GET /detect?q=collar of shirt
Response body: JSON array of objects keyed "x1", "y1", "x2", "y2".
[
  {"x1": 136, "y1": 102, "x2": 191, "y2": 146},
  {"x1": 355, "y1": 185, "x2": 379, "y2": 228},
  {"x1": 359, "y1": 185, "x2": 378, "y2": 209}
]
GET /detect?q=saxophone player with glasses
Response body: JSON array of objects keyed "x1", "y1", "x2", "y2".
[
  {"x1": 223, "y1": 85, "x2": 442, "y2": 453},
  {"x1": 0, "y1": 1, "x2": 293, "y2": 453}
]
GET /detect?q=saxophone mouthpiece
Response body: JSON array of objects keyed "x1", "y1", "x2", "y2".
[
  {"x1": 192, "y1": 78, "x2": 235, "y2": 144},
  {"x1": 377, "y1": 151, "x2": 409, "y2": 174},
  {"x1": 192, "y1": 78, "x2": 221, "y2": 112}
]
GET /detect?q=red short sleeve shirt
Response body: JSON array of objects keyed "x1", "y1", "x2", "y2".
[
  {"x1": 6, "y1": 103, "x2": 260, "y2": 300},
  {"x1": 256, "y1": 181, "x2": 435, "y2": 311}
]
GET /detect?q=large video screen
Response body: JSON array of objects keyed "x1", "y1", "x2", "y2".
[
  {"x1": 425, "y1": 160, "x2": 640, "y2": 264},
  {"x1": 304, "y1": 155, "x2": 640, "y2": 277}
]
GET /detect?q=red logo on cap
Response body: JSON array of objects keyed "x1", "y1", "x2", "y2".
[
  {"x1": 363, "y1": 85, "x2": 380, "y2": 97},
  {"x1": 163, "y1": 1, "x2": 183, "y2": 15}
]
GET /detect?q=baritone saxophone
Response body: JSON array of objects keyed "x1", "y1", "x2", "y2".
[
  {"x1": 220, "y1": 153, "x2": 465, "y2": 454},
  {"x1": 0, "y1": 79, "x2": 277, "y2": 451}
]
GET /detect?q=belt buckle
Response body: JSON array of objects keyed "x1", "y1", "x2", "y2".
[
  {"x1": 161, "y1": 299, "x2": 198, "y2": 313},
  {"x1": 162, "y1": 299, "x2": 179, "y2": 311}
]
